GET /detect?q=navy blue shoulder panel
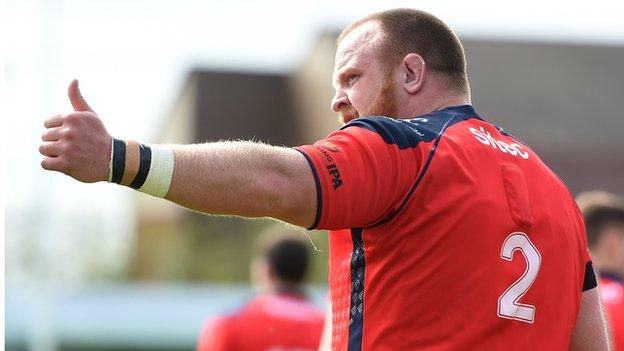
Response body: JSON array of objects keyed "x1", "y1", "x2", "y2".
[
  {"x1": 341, "y1": 105, "x2": 481, "y2": 229},
  {"x1": 340, "y1": 104, "x2": 479, "y2": 150}
]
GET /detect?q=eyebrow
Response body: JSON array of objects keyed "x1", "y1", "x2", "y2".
[{"x1": 332, "y1": 66, "x2": 356, "y2": 89}]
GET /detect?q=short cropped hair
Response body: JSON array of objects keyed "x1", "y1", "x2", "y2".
[
  {"x1": 576, "y1": 191, "x2": 624, "y2": 248},
  {"x1": 260, "y1": 234, "x2": 310, "y2": 284},
  {"x1": 338, "y1": 8, "x2": 469, "y2": 94}
]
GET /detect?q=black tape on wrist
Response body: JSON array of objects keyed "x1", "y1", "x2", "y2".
[
  {"x1": 111, "y1": 138, "x2": 126, "y2": 184},
  {"x1": 129, "y1": 144, "x2": 152, "y2": 189}
]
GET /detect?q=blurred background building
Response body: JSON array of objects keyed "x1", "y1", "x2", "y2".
[{"x1": 4, "y1": 0, "x2": 624, "y2": 350}]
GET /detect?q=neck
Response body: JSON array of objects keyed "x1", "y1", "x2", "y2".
[
  {"x1": 423, "y1": 94, "x2": 471, "y2": 115},
  {"x1": 259, "y1": 281, "x2": 305, "y2": 297},
  {"x1": 274, "y1": 283, "x2": 305, "y2": 296},
  {"x1": 399, "y1": 92, "x2": 471, "y2": 118},
  {"x1": 399, "y1": 95, "x2": 470, "y2": 119}
]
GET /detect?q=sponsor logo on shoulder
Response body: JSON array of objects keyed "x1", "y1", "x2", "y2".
[
  {"x1": 469, "y1": 126, "x2": 529, "y2": 159},
  {"x1": 314, "y1": 145, "x2": 343, "y2": 190},
  {"x1": 327, "y1": 164, "x2": 343, "y2": 189}
]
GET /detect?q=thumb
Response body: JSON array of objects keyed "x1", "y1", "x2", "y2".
[{"x1": 68, "y1": 79, "x2": 94, "y2": 112}]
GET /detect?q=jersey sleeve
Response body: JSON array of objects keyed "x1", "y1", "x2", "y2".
[{"x1": 295, "y1": 117, "x2": 426, "y2": 230}]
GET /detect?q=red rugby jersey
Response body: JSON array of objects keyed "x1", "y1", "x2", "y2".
[
  {"x1": 197, "y1": 292, "x2": 324, "y2": 351},
  {"x1": 295, "y1": 105, "x2": 594, "y2": 350},
  {"x1": 600, "y1": 274, "x2": 624, "y2": 350}
]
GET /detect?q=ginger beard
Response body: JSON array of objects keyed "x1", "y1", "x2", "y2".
[{"x1": 339, "y1": 69, "x2": 399, "y2": 124}]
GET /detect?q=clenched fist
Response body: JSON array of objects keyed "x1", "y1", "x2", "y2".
[{"x1": 39, "y1": 79, "x2": 112, "y2": 183}]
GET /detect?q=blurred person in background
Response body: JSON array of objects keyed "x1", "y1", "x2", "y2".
[
  {"x1": 196, "y1": 232, "x2": 324, "y2": 351},
  {"x1": 39, "y1": 8, "x2": 609, "y2": 350},
  {"x1": 577, "y1": 191, "x2": 624, "y2": 350}
]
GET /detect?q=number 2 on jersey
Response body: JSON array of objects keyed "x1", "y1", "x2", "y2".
[{"x1": 497, "y1": 232, "x2": 542, "y2": 323}]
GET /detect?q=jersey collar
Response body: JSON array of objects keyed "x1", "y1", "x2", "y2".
[{"x1": 423, "y1": 104, "x2": 482, "y2": 120}]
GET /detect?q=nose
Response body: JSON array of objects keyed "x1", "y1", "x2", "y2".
[{"x1": 331, "y1": 91, "x2": 349, "y2": 113}]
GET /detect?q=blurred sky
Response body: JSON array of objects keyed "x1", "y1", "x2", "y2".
[{"x1": 3, "y1": 0, "x2": 624, "y2": 288}]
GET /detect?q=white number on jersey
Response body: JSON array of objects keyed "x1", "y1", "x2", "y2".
[{"x1": 497, "y1": 232, "x2": 542, "y2": 323}]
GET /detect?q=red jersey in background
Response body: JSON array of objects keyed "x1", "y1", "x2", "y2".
[
  {"x1": 197, "y1": 292, "x2": 324, "y2": 351},
  {"x1": 600, "y1": 274, "x2": 624, "y2": 350}
]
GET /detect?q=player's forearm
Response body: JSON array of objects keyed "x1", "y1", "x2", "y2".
[
  {"x1": 39, "y1": 80, "x2": 316, "y2": 227},
  {"x1": 165, "y1": 141, "x2": 316, "y2": 227}
]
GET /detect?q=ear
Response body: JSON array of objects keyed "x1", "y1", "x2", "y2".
[{"x1": 402, "y1": 53, "x2": 426, "y2": 94}]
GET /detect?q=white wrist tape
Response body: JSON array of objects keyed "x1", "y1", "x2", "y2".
[
  {"x1": 109, "y1": 138, "x2": 175, "y2": 198},
  {"x1": 137, "y1": 144, "x2": 175, "y2": 198}
]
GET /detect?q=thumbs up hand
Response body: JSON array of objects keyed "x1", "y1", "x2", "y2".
[
  {"x1": 68, "y1": 78, "x2": 95, "y2": 113},
  {"x1": 39, "y1": 79, "x2": 112, "y2": 183}
]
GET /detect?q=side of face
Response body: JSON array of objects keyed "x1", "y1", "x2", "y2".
[
  {"x1": 593, "y1": 225, "x2": 624, "y2": 276},
  {"x1": 251, "y1": 256, "x2": 273, "y2": 293},
  {"x1": 331, "y1": 22, "x2": 391, "y2": 124},
  {"x1": 607, "y1": 227, "x2": 624, "y2": 275}
]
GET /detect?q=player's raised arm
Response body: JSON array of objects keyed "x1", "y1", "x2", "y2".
[
  {"x1": 165, "y1": 142, "x2": 317, "y2": 226},
  {"x1": 39, "y1": 80, "x2": 318, "y2": 228}
]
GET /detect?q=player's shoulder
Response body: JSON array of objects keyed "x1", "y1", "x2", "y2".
[{"x1": 341, "y1": 105, "x2": 479, "y2": 150}]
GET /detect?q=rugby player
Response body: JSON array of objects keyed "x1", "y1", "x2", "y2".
[
  {"x1": 197, "y1": 234, "x2": 324, "y2": 351},
  {"x1": 578, "y1": 191, "x2": 624, "y2": 351},
  {"x1": 40, "y1": 9, "x2": 609, "y2": 350}
]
